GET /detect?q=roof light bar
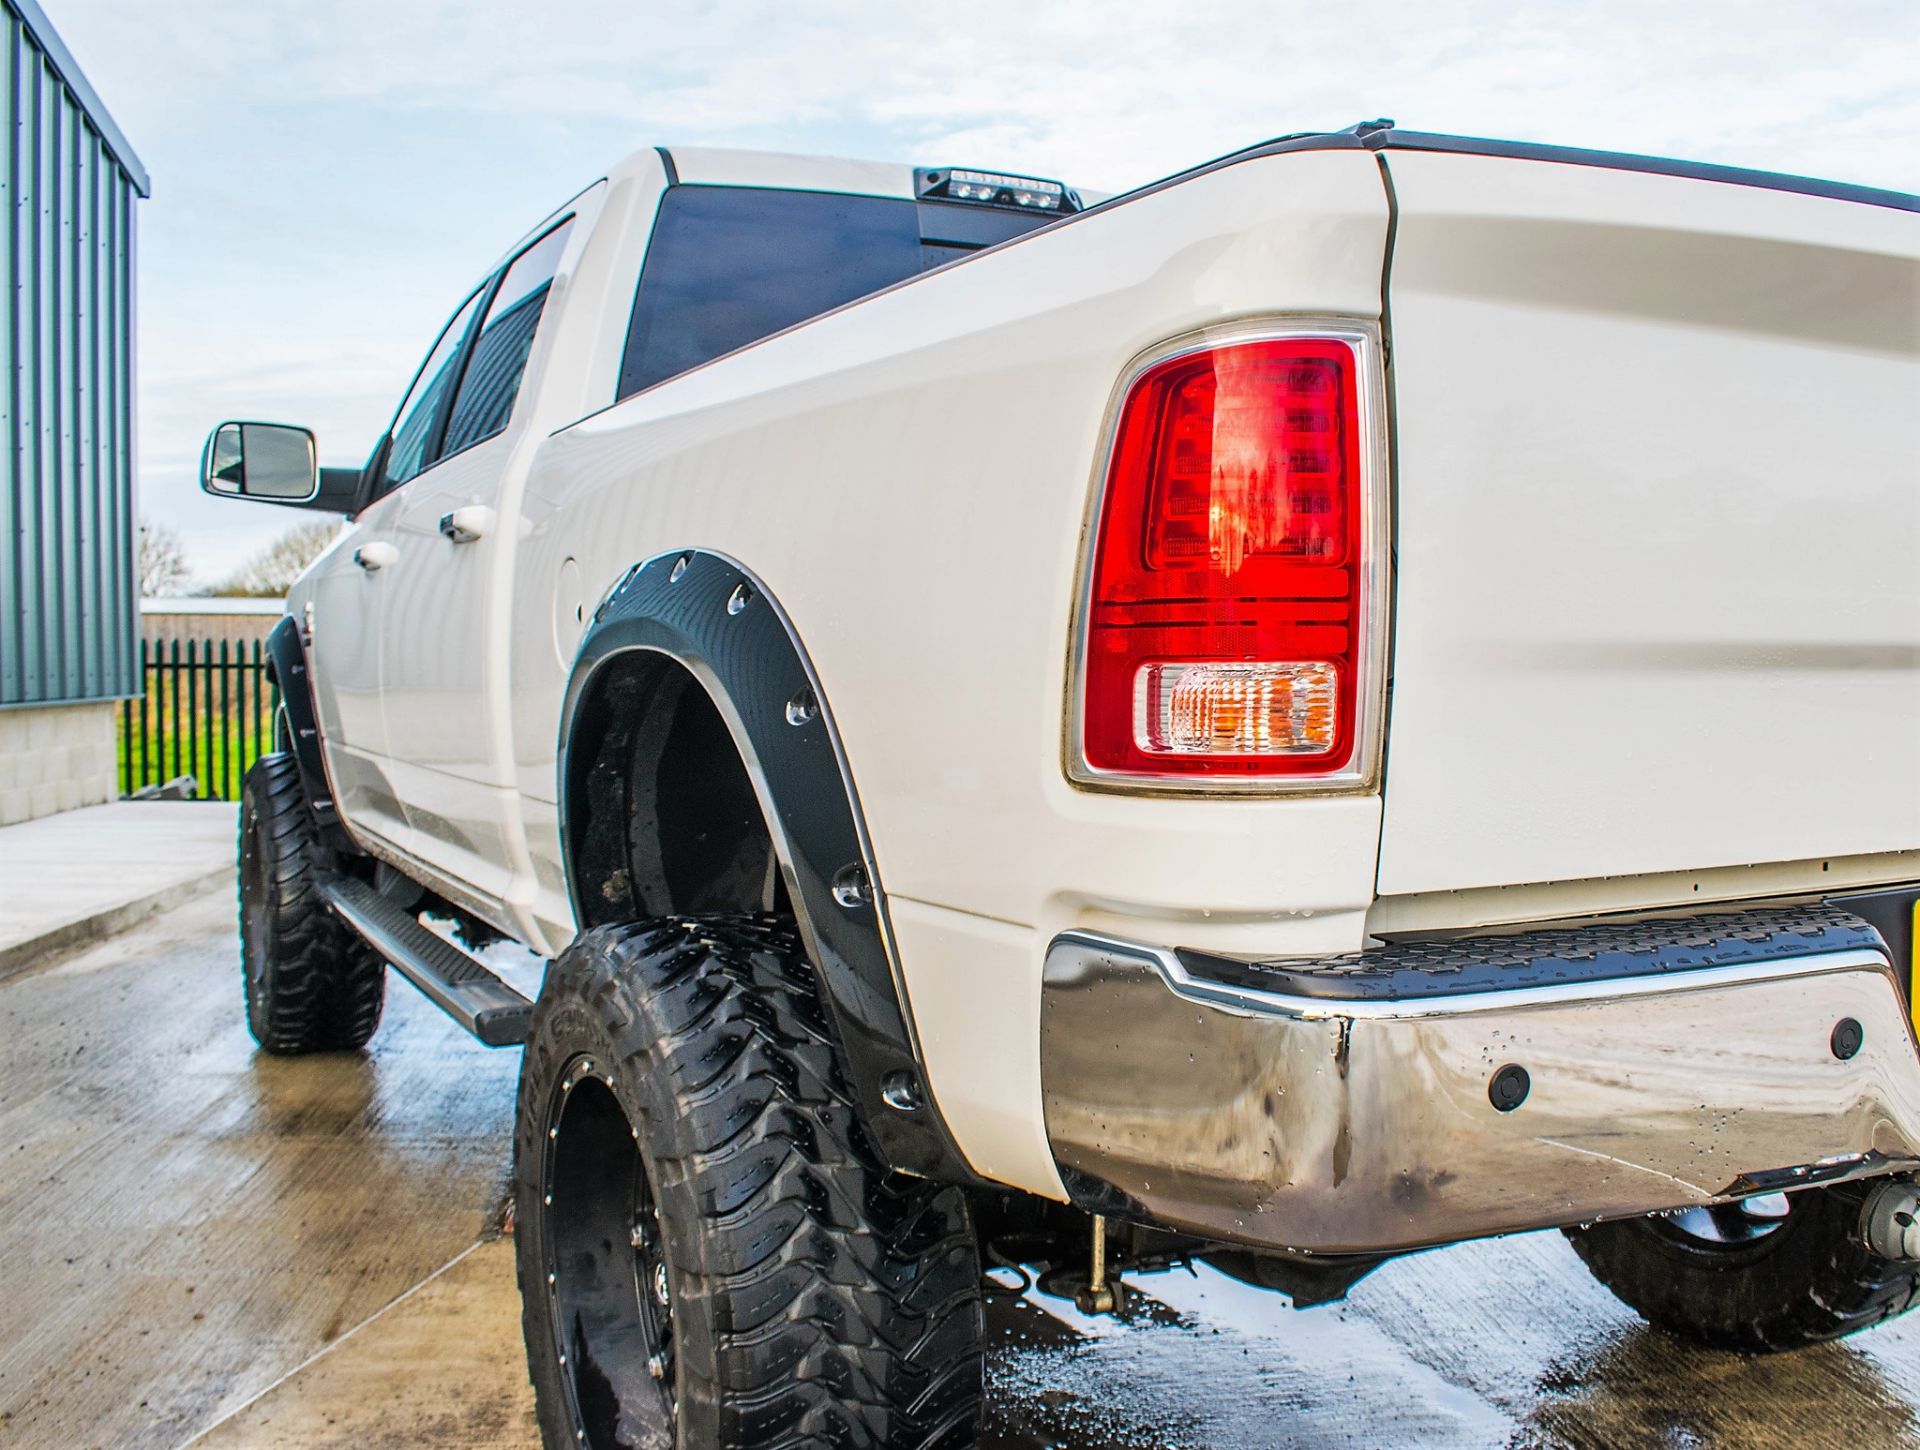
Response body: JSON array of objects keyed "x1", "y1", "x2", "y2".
[{"x1": 915, "y1": 166, "x2": 1080, "y2": 213}]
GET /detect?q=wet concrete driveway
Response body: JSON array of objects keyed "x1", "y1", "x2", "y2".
[{"x1": 3, "y1": 893, "x2": 1917, "y2": 1448}]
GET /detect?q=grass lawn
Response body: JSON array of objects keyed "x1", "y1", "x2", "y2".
[{"x1": 118, "y1": 651, "x2": 280, "y2": 802}]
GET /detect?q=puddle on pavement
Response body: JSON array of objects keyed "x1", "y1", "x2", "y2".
[
  {"x1": 983, "y1": 1264, "x2": 1513, "y2": 1448},
  {"x1": 981, "y1": 1234, "x2": 1920, "y2": 1449}
]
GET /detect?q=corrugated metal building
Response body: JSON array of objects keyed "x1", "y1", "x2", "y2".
[{"x1": 0, "y1": 0, "x2": 146, "y2": 824}]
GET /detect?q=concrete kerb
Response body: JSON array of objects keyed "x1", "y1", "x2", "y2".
[{"x1": 0, "y1": 800, "x2": 237, "y2": 981}]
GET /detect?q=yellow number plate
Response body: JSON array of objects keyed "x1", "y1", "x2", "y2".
[{"x1": 1912, "y1": 900, "x2": 1919, "y2": 1035}]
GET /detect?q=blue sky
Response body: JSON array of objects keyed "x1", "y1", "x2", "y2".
[{"x1": 50, "y1": 0, "x2": 1920, "y2": 587}]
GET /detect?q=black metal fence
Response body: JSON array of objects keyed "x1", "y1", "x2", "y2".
[{"x1": 118, "y1": 638, "x2": 281, "y2": 801}]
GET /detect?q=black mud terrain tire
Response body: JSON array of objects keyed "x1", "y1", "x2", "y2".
[
  {"x1": 238, "y1": 752, "x2": 384, "y2": 1053},
  {"x1": 515, "y1": 914, "x2": 982, "y2": 1449},
  {"x1": 1565, "y1": 1180, "x2": 1920, "y2": 1351}
]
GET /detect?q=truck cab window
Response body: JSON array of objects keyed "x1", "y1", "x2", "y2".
[
  {"x1": 381, "y1": 286, "x2": 484, "y2": 493},
  {"x1": 442, "y1": 217, "x2": 575, "y2": 457},
  {"x1": 618, "y1": 186, "x2": 1049, "y2": 400}
]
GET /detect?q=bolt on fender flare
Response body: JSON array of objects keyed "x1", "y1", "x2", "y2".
[
  {"x1": 263, "y1": 615, "x2": 353, "y2": 849},
  {"x1": 557, "y1": 549, "x2": 983, "y2": 1185}
]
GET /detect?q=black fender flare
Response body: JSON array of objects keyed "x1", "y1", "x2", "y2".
[
  {"x1": 264, "y1": 616, "x2": 347, "y2": 841},
  {"x1": 557, "y1": 549, "x2": 982, "y2": 1185}
]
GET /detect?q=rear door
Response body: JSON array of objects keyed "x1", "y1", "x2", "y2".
[
  {"x1": 380, "y1": 213, "x2": 583, "y2": 919},
  {"x1": 304, "y1": 284, "x2": 486, "y2": 853}
]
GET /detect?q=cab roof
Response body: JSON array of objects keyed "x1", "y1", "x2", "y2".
[
  {"x1": 618, "y1": 145, "x2": 1102, "y2": 207},
  {"x1": 660, "y1": 146, "x2": 917, "y2": 199}
]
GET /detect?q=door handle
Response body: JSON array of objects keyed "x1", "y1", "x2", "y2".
[
  {"x1": 438, "y1": 504, "x2": 495, "y2": 544},
  {"x1": 352, "y1": 541, "x2": 398, "y2": 571}
]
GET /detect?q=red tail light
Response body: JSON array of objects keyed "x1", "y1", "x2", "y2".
[{"x1": 1074, "y1": 328, "x2": 1383, "y2": 787}]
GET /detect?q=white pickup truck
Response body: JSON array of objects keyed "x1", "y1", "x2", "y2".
[{"x1": 202, "y1": 122, "x2": 1920, "y2": 1448}]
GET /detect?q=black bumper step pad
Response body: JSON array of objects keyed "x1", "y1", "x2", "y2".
[{"x1": 1177, "y1": 902, "x2": 1889, "y2": 1003}]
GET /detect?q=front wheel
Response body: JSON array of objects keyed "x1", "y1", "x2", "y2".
[
  {"x1": 238, "y1": 752, "x2": 384, "y2": 1053},
  {"x1": 514, "y1": 914, "x2": 982, "y2": 1449},
  {"x1": 1565, "y1": 1180, "x2": 1920, "y2": 1351}
]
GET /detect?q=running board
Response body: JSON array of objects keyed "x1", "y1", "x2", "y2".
[{"x1": 321, "y1": 876, "x2": 533, "y2": 1047}]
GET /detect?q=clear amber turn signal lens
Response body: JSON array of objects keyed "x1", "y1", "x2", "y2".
[{"x1": 1133, "y1": 661, "x2": 1339, "y2": 756}]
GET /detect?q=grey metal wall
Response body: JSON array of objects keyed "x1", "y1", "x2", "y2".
[{"x1": 0, "y1": 0, "x2": 146, "y2": 708}]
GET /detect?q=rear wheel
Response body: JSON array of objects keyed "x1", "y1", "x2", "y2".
[
  {"x1": 515, "y1": 914, "x2": 982, "y2": 1449},
  {"x1": 1565, "y1": 1180, "x2": 1920, "y2": 1350},
  {"x1": 238, "y1": 752, "x2": 385, "y2": 1053}
]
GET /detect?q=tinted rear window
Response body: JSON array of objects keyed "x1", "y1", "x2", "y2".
[{"x1": 617, "y1": 185, "x2": 1021, "y2": 400}]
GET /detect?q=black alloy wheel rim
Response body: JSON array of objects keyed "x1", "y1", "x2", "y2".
[{"x1": 543, "y1": 1055, "x2": 675, "y2": 1446}]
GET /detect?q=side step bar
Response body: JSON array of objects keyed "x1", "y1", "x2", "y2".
[{"x1": 321, "y1": 876, "x2": 533, "y2": 1047}]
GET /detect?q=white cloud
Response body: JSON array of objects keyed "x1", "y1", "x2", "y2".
[
  {"x1": 44, "y1": 0, "x2": 1920, "y2": 581},
  {"x1": 67, "y1": 1, "x2": 1920, "y2": 189}
]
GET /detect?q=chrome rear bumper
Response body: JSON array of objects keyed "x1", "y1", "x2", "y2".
[{"x1": 1039, "y1": 909, "x2": 1920, "y2": 1256}]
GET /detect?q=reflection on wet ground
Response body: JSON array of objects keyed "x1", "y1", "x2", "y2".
[
  {"x1": 984, "y1": 1272, "x2": 1510, "y2": 1447},
  {"x1": 0, "y1": 893, "x2": 523, "y2": 1448},
  {"x1": 3, "y1": 893, "x2": 1916, "y2": 1448},
  {"x1": 982, "y1": 1247, "x2": 1920, "y2": 1449}
]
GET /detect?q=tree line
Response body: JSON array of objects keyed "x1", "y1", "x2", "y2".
[{"x1": 139, "y1": 518, "x2": 342, "y2": 599}]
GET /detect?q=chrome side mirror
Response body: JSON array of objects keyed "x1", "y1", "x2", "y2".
[{"x1": 200, "y1": 421, "x2": 319, "y2": 502}]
